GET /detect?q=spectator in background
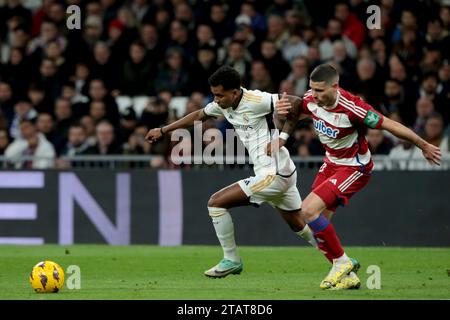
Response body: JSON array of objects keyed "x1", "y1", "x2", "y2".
[
  {"x1": 119, "y1": 106, "x2": 138, "y2": 142},
  {"x1": 90, "y1": 42, "x2": 120, "y2": 92},
  {"x1": 174, "y1": 2, "x2": 195, "y2": 31},
  {"x1": 319, "y1": 18, "x2": 357, "y2": 61},
  {"x1": 80, "y1": 114, "x2": 97, "y2": 146},
  {"x1": 232, "y1": 15, "x2": 261, "y2": 60},
  {"x1": 120, "y1": 40, "x2": 155, "y2": 96},
  {"x1": 167, "y1": 20, "x2": 195, "y2": 59},
  {"x1": 71, "y1": 62, "x2": 90, "y2": 96},
  {"x1": 238, "y1": 1, "x2": 267, "y2": 36},
  {"x1": 60, "y1": 81, "x2": 89, "y2": 119},
  {"x1": 188, "y1": 45, "x2": 219, "y2": 95},
  {"x1": 282, "y1": 30, "x2": 308, "y2": 64},
  {"x1": 53, "y1": 97, "x2": 73, "y2": 149},
  {"x1": 30, "y1": 0, "x2": 56, "y2": 37},
  {"x1": 391, "y1": 9, "x2": 418, "y2": 44},
  {"x1": 266, "y1": 14, "x2": 289, "y2": 49},
  {"x1": 413, "y1": 97, "x2": 435, "y2": 137},
  {"x1": 106, "y1": 18, "x2": 132, "y2": 67},
  {"x1": 334, "y1": 2, "x2": 365, "y2": 48},
  {"x1": 440, "y1": 5, "x2": 450, "y2": 31},
  {"x1": 88, "y1": 78, "x2": 120, "y2": 127},
  {"x1": 367, "y1": 129, "x2": 394, "y2": 155},
  {"x1": 287, "y1": 56, "x2": 309, "y2": 96},
  {"x1": 9, "y1": 100, "x2": 38, "y2": 139},
  {"x1": 59, "y1": 123, "x2": 91, "y2": 157},
  {"x1": 222, "y1": 40, "x2": 251, "y2": 86},
  {"x1": 353, "y1": 57, "x2": 383, "y2": 107},
  {"x1": 380, "y1": 78, "x2": 409, "y2": 123},
  {"x1": 419, "y1": 73, "x2": 449, "y2": 120},
  {"x1": 139, "y1": 23, "x2": 165, "y2": 62},
  {"x1": 392, "y1": 27, "x2": 422, "y2": 73},
  {"x1": 35, "y1": 58, "x2": 61, "y2": 101},
  {"x1": 27, "y1": 82, "x2": 51, "y2": 115},
  {"x1": 249, "y1": 60, "x2": 275, "y2": 92},
  {"x1": 123, "y1": 125, "x2": 151, "y2": 155},
  {"x1": 3, "y1": 47, "x2": 30, "y2": 98},
  {"x1": 5, "y1": 118, "x2": 55, "y2": 169},
  {"x1": 259, "y1": 39, "x2": 290, "y2": 89},
  {"x1": 27, "y1": 19, "x2": 66, "y2": 58},
  {"x1": 195, "y1": 23, "x2": 218, "y2": 53},
  {"x1": 329, "y1": 40, "x2": 356, "y2": 89},
  {"x1": 278, "y1": 79, "x2": 295, "y2": 96},
  {"x1": 424, "y1": 17, "x2": 450, "y2": 59},
  {"x1": 208, "y1": 2, "x2": 233, "y2": 45},
  {"x1": 36, "y1": 112, "x2": 58, "y2": 149},
  {"x1": 0, "y1": 81, "x2": 17, "y2": 123},
  {"x1": 155, "y1": 47, "x2": 190, "y2": 96},
  {"x1": 89, "y1": 100, "x2": 108, "y2": 124},
  {"x1": 83, "y1": 120, "x2": 122, "y2": 155}
]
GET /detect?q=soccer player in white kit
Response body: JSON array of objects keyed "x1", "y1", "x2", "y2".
[{"x1": 145, "y1": 66, "x2": 317, "y2": 278}]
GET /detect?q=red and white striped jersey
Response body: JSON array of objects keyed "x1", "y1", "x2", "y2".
[{"x1": 301, "y1": 88, "x2": 384, "y2": 167}]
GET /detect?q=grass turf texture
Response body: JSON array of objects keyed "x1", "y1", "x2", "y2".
[{"x1": 0, "y1": 245, "x2": 449, "y2": 300}]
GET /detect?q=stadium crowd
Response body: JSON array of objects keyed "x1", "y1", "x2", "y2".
[{"x1": 0, "y1": 0, "x2": 449, "y2": 168}]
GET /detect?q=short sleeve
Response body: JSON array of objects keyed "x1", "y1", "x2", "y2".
[
  {"x1": 247, "y1": 91, "x2": 272, "y2": 116},
  {"x1": 203, "y1": 102, "x2": 223, "y2": 118},
  {"x1": 347, "y1": 96, "x2": 384, "y2": 129}
]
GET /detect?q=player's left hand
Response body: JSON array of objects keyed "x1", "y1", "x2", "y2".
[
  {"x1": 266, "y1": 138, "x2": 286, "y2": 156},
  {"x1": 421, "y1": 142, "x2": 441, "y2": 165}
]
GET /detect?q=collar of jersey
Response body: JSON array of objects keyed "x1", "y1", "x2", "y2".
[
  {"x1": 322, "y1": 90, "x2": 341, "y2": 110},
  {"x1": 232, "y1": 88, "x2": 245, "y2": 110}
]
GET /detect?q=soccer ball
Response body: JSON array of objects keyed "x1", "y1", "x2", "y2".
[{"x1": 29, "y1": 261, "x2": 65, "y2": 293}]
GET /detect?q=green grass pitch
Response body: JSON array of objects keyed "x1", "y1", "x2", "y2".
[{"x1": 0, "y1": 245, "x2": 449, "y2": 300}]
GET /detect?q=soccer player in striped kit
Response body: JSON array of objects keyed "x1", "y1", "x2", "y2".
[{"x1": 273, "y1": 64, "x2": 441, "y2": 290}]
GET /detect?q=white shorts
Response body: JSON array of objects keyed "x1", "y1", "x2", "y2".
[{"x1": 237, "y1": 171, "x2": 302, "y2": 211}]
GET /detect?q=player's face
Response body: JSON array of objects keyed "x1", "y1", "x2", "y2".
[
  {"x1": 210, "y1": 85, "x2": 240, "y2": 109},
  {"x1": 309, "y1": 80, "x2": 338, "y2": 107}
]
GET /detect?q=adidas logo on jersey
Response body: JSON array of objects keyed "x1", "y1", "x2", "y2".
[
  {"x1": 313, "y1": 119, "x2": 339, "y2": 138},
  {"x1": 330, "y1": 179, "x2": 337, "y2": 185}
]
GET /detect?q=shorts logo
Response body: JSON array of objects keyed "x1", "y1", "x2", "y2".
[{"x1": 313, "y1": 119, "x2": 339, "y2": 138}]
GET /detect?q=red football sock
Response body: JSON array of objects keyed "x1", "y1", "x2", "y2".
[{"x1": 309, "y1": 215, "x2": 344, "y2": 262}]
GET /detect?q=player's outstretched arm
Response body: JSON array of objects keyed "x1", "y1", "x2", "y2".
[
  {"x1": 145, "y1": 109, "x2": 210, "y2": 144},
  {"x1": 381, "y1": 117, "x2": 442, "y2": 165}
]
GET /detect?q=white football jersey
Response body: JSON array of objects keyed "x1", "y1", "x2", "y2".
[{"x1": 204, "y1": 88, "x2": 296, "y2": 176}]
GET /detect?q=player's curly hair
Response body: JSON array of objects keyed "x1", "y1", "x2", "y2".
[{"x1": 208, "y1": 66, "x2": 241, "y2": 90}]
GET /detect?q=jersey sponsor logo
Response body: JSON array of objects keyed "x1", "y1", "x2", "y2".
[
  {"x1": 313, "y1": 119, "x2": 340, "y2": 138},
  {"x1": 234, "y1": 124, "x2": 253, "y2": 130},
  {"x1": 363, "y1": 110, "x2": 381, "y2": 128}
]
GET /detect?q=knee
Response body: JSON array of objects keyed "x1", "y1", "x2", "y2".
[
  {"x1": 207, "y1": 192, "x2": 221, "y2": 208},
  {"x1": 301, "y1": 202, "x2": 319, "y2": 222}
]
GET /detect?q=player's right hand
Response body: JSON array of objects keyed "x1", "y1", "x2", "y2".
[
  {"x1": 145, "y1": 128, "x2": 163, "y2": 144},
  {"x1": 276, "y1": 92, "x2": 292, "y2": 116},
  {"x1": 421, "y1": 142, "x2": 441, "y2": 165}
]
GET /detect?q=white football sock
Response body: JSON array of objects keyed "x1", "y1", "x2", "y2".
[
  {"x1": 333, "y1": 252, "x2": 350, "y2": 265},
  {"x1": 209, "y1": 208, "x2": 240, "y2": 263},
  {"x1": 296, "y1": 224, "x2": 318, "y2": 248}
]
